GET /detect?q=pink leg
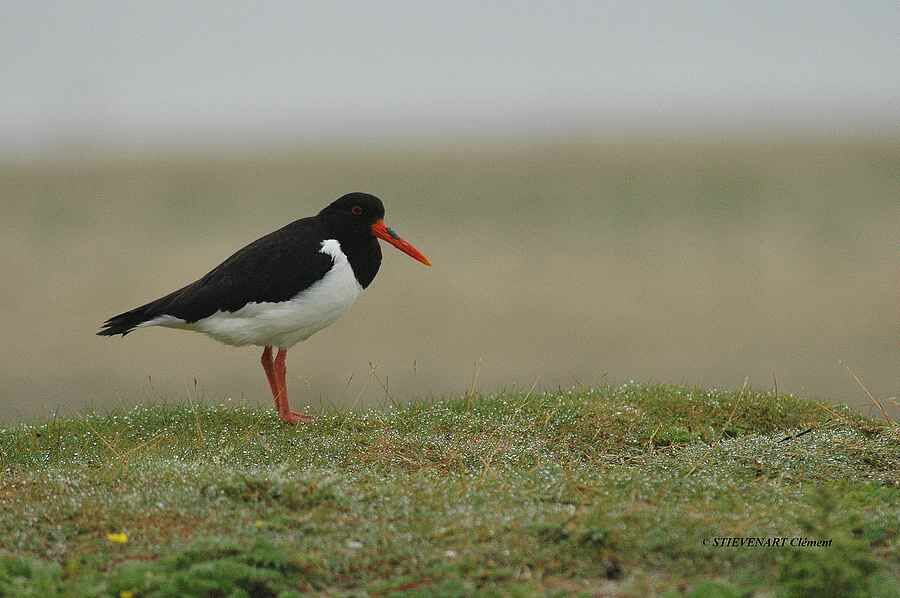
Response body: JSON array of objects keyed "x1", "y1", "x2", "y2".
[
  {"x1": 260, "y1": 346, "x2": 280, "y2": 410},
  {"x1": 273, "y1": 348, "x2": 313, "y2": 425}
]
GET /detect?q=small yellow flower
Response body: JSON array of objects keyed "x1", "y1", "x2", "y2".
[
  {"x1": 106, "y1": 532, "x2": 128, "y2": 544},
  {"x1": 120, "y1": 591, "x2": 134, "y2": 598}
]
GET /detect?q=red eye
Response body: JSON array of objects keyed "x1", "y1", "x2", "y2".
[{"x1": 351, "y1": 206, "x2": 363, "y2": 216}]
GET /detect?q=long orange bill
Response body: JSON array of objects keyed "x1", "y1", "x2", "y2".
[{"x1": 371, "y1": 219, "x2": 432, "y2": 266}]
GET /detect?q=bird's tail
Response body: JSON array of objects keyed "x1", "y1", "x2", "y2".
[
  {"x1": 99, "y1": 280, "x2": 193, "y2": 337},
  {"x1": 97, "y1": 306, "x2": 154, "y2": 336},
  {"x1": 97, "y1": 295, "x2": 172, "y2": 337}
]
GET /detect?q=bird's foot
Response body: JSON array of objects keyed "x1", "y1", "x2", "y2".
[{"x1": 278, "y1": 410, "x2": 313, "y2": 425}]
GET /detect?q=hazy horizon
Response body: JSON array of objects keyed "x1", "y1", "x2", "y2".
[
  {"x1": 3, "y1": 2, "x2": 899, "y2": 155},
  {"x1": 2, "y1": 139, "x2": 897, "y2": 422}
]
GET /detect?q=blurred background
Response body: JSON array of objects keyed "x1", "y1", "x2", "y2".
[{"x1": 1, "y1": 2, "x2": 897, "y2": 421}]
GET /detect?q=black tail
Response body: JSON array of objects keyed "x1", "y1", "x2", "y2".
[
  {"x1": 97, "y1": 304, "x2": 157, "y2": 336},
  {"x1": 98, "y1": 284, "x2": 192, "y2": 337},
  {"x1": 98, "y1": 290, "x2": 180, "y2": 336}
]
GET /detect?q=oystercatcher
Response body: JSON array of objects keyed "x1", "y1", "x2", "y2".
[{"x1": 98, "y1": 192, "x2": 430, "y2": 424}]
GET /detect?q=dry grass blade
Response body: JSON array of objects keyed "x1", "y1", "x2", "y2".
[
  {"x1": 840, "y1": 361, "x2": 893, "y2": 424},
  {"x1": 184, "y1": 379, "x2": 206, "y2": 446},
  {"x1": 84, "y1": 420, "x2": 124, "y2": 462},
  {"x1": 350, "y1": 366, "x2": 376, "y2": 410},
  {"x1": 513, "y1": 376, "x2": 541, "y2": 414},
  {"x1": 466, "y1": 358, "x2": 483, "y2": 410},
  {"x1": 122, "y1": 429, "x2": 171, "y2": 458},
  {"x1": 367, "y1": 362, "x2": 399, "y2": 408},
  {"x1": 721, "y1": 376, "x2": 751, "y2": 437}
]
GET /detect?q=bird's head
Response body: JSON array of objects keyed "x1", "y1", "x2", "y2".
[{"x1": 321, "y1": 192, "x2": 431, "y2": 266}]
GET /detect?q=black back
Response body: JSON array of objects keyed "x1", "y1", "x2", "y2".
[{"x1": 98, "y1": 193, "x2": 385, "y2": 336}]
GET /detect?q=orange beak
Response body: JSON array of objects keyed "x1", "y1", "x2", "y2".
[{"x1": 371, "y1": 219, "x2": 432, "y2": 266}]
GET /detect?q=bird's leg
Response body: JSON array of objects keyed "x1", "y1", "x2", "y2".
[
  {"x1": 260, "y1": 346, "x2": 280, "y2": 411},
  {"x1": 274, "y1": 348, "x2": 313, "y2": 424}
]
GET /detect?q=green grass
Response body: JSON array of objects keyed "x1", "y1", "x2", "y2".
[{"x1": 1, "y1": 384, "x2": 897, "y2": 596}]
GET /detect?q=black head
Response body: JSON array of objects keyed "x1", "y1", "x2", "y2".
[
  {"x1": 320, "y1": 192, "x2": 385, "y2": 230},
  {"x1": 320, "y1": 191, "x2": 431, "y2": 267}
]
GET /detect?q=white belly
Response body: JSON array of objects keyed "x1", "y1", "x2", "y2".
[{"x1": 145, "y1": 239, "x2": 363, "y2": 348}]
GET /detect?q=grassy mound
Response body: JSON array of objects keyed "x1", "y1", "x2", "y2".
[{"x1": 1, "y1": 384, "x2": 897, "y2": 596}]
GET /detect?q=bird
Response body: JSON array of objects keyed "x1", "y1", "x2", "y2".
[{"x1": 98, "y1": 192, "x2": 431, "y2": 424}]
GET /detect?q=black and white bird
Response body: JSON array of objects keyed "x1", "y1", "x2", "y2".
[{"x1": 98, "y1": 192, "x2": 430, "y2": 424}]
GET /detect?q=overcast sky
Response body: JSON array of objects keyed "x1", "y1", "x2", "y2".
[{"x1": 3, "y1": 1, "x2": 898, "y2": 152}]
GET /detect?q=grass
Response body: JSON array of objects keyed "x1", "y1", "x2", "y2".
[{"x1": 0, "y1": 383, "x2": 897, "y2": 596}]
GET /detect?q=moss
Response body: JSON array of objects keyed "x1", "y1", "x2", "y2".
[{"x1": 0, "y1": 384, "x2": 896, "y2": 595}]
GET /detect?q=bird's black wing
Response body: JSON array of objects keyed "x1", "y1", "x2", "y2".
[{"x1": 98, "y1": 217, "x2": 335, "y2": 335}]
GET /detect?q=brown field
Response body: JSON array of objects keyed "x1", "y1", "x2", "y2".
[{"x1": 1, "y1": 138, "x2": 897, "y2": 421}]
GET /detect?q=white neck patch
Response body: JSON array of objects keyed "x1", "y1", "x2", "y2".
[{"x1": 320, "y1": 239, "x2": 346, "y2": 262}]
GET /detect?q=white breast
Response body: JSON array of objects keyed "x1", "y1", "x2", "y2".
[{"x1": 149, "y1": 239, "x2": 363, "y2": 348}]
